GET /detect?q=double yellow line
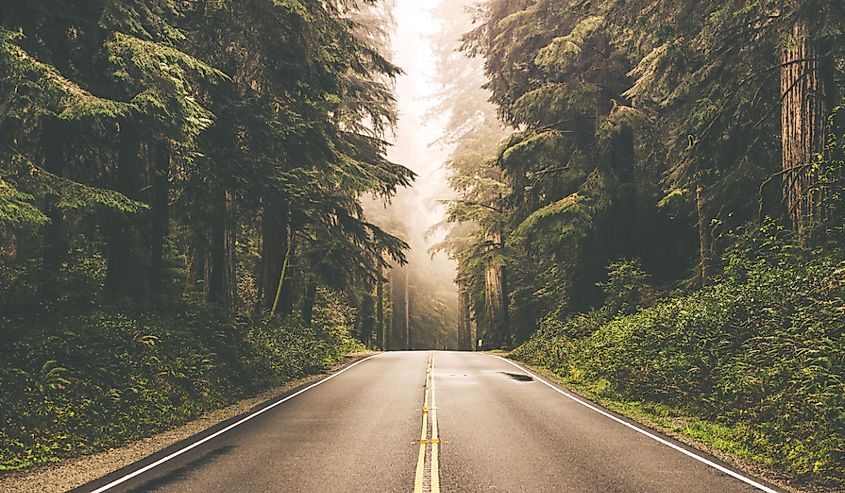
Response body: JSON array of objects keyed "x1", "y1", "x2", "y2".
[{"x1": 414, "y1": 352, "x2": 440, "y2": 493}]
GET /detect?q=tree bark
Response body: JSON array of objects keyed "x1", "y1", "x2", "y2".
[
  {"x1": 105, "y1": 120, "x2": 141, "y2": 298},
  {"x1": 270, "y1": 222, "x2": 293, "y2": 317},
  {"x1": 41, "y1": 117, "x2": 65, "y2": 274},
  {"x1": 484, "y1": 231, "x2": 510, "y2": 348},
  {"x1": 149, "y1": 139, "x2": 170, "y2": 295},
  {"x1": 780, "y1": 20, "x2": 827, "y2": 242},
  {"x1": 386, "y1": 270, "x2": 395, "y2": 350},
  {"x1": 404, "y1": 267, "x2": 410, "y2": 350},
  {"x1": 260, "y1": 205, "x2": 285, "y2": 310},
  {"x1": 376, "y1": 270, "x2": 385, "y2": 349},
  {"x1": 277, "y1": 235, "x2": 297, "y2": 317},
  {"x1": 388, "y1": 267, "x2": 405, "y2": 350},
  {"x1": 208, "y1": 188, "x2": 235, "y2": 309},
  {"x1": 302, "y1": 278, "x2": 318, "y2": 325},
  {"x1": 187, "y1": 239, "x2": 207, "y2": 294},
  {"x1": 458, "y1": 289, "x2": 472, "y2": 351},
  {"x1": 695, "y1": 182, "x2": 711, "y2": 285},
  {"x1": 360, "y1": 280, "x2": 375, "y2": 347}
]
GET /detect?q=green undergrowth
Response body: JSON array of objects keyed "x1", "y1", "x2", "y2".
[
  {"x1": 511, "y1": 233, "x2": 845, "y2": 489},
  {"x1": 0, "y1": 296, "x2": 363, "y2": 471}
]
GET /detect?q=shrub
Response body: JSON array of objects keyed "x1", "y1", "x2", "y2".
[
  {"x1": 512, "y1": 236, "x2": 845, "y2": 486},
  {"x1": 0, "y1": 297, "x2": 362, "y2": 471}
]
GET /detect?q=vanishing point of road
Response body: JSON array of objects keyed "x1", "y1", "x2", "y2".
[{"x1": 75, "y1": 351, "x2": 782, "y2": 493}]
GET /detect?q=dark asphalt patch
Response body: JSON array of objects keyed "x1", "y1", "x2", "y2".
[{"x1": 501, "y1": 371, "x2": 534, "y2": 382}]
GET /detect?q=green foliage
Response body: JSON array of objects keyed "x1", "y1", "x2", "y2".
[
  {"x1": 597, "y1": 259, "x2": 649, "y2": 316},
  {"x1": 512, "y1": 236, "x2": 845, "y2": 487},
  {"x1": 0, "y1": 2, "x2": 399, "y2": 468},
  {"x1": 0, "y1": 29, "x2": 130, "y2": 122},
  {"x1": 20, "y1": 161, "x2": 148, "y2": 214},
  {"x1": 0, "y1": 297, "x2": 362, "y2": 471},
  {"x1": 0, "y1": 179, "x2": 47, "y2": 224}
]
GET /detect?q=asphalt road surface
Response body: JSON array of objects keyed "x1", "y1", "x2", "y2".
[{"x1": 75, "y1": 351, "x2": 781, "y2": 493}]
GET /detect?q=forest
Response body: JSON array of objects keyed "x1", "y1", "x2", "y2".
[
  {"x1": 436, "y1": 0, "x2": 845, "y2": 487},
  {"x1": 1, "y1": 0, "x2": 844, "y2": 490}
]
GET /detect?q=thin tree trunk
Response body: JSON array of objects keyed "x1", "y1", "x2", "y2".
[
  {"x1": 404, "y1": 267, "x2": 410, "y2": 350},
  {"x1": 105, "y1": 120, "x2": 141, "y2": 297},
  {"x1": 188, "y1": 240, "x2": 207, "y2": 293},
  {"x1": 780, "y1": 20, "x2": 827, "y2": 242},
  {"x1": 208, "y1": 188, "x2": 234, "y2": 309},
  {"x1": 225, "y1": 190, "x2": 237, "y2": 308},
  {"x1": 302, "y1": 278, "x2": 318, "y2": 325},
  {"x1": 208, "y1": 200, "x2": 226, "y2": 305},
  {"x1": 41, "y1": 117, "x2": 65, "y2": 274},
  {"x1": 150, "y1": 139, "x2": 170, "y2": 295},
  {"x1": 387, "y1": 270, "x2": 395, "y2": 350},
  {"x1": 270, "y1": 223, "x2": 293, "y2": 316},
  {"x1": 376, "y1": 270, "x2": 385, "y2": 349},
  {"x1": 389, "y1": 267, "x2": 403, "y2": 350},
  {"x1": 360, "y1": 280, "x2": 375, "y2": 347},
  {"x1": 458, "y1": 289, "x2": 472, "y2": 351},
  {"x1": 260, "y1": 206, "x2": 285, "y2": 310},
  {"x1": 277, "y1": 233, "x2": 297, "y2": 317},
  {"x1": 695, "y1": 182, "x2": 711, "y2": 285}
]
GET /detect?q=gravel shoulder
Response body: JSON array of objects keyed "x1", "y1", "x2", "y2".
[{"x1": 0, "y1": 352, "x2": 377, "y2": 493}]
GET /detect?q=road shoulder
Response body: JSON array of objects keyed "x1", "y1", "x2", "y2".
[
  {"x1": 0, "y1": 352, "x2": 377, "y2": 493},
  {"x1": 496, "y1": 354, "x2": 826, "y2": 493}
]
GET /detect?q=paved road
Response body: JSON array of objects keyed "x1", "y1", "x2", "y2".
[{"x1": 75, "y1": 351, "x2": 780, "y2": 493}]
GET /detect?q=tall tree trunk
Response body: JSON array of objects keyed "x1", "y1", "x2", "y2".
[
  {"x1": 610, "y1": 123, "x2": 640, "y2": 260},
  {"x1": 302, "y1": 278, "x2": 318, "y2": 325},
  {"x1": 261, "y1": 205, "x2": 285, "y2": 310},
  {"x1": 484, "y1": 231, "x2": 510, "y2": 348},
  {"x1": 404, "y1": 267, "x2": 410, "y2": 350},
  {"x1": 458, "y1": 289, "x2": 472, "y2": 351},
  {"x1": 149, "y1": 139, "x2": 170, "y2": 296},
  {"x1": 387, "y1": 271, "x2": 395, "y2": 350},
  {"x1": 360, "y1": 280, "x2": 375, "y2": 347},
  {"x1": 270, "y1": 223, "x2": 293, "y2": 317},
  {"x1": 105, "y1": 120, "x2": 141, "y2": 297},
  {"x1": 389, "y1": 267, "x2": 404, "y2": 350},
  {"x1": 208, "y1": 188, "x2": 235, "y2": 309},
  {"x1": 376, "y1": 270, "x2": 385, "y2": 349},
  {"x1": 277, "y1": 233, "x2": 297, "y2": 317},
  {"x1": 41, "y1": 117, "x2": 65, "y2": 274},
  {"x1": 781, "y1": 20, "x2": 827, "y2": 242},
  {"x1": 187, "y1": 239, "x2": 207, "y2": 294},
  {"x1": 226, "y1": 190, "x2": 237, "y2": 307},
  {"x1": 695, "y1": 181, "x2": 711, "y2": 285}
]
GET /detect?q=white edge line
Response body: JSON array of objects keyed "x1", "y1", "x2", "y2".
[
  {"x1": 490, "y1": 355, "x2": 781, "y2": 493},
  {"x1": 88, "y1": 354, "x2": 380, "y2": 493}
]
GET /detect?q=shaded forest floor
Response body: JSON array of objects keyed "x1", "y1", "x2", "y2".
[{"x1": 511, "y1": 238, "x2": 845, "y2": 490}]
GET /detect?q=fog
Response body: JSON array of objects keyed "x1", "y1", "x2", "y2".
[{"x1": 363, "y1": 0, "x2": 461, "y2": 349}]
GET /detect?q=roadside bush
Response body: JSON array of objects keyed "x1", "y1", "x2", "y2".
[
  {"x1": 512, "y1": 232, "x2": 845, "y2": 486},
  {"x1": 0, "y1": 297, "x2": 362, "y2": 471}
]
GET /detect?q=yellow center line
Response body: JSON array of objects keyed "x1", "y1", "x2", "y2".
[
  {"x1": 414, "y1": 352, "x2": 441, "y2": 493},
  {"x1": 414, "y1": 354, "x2": 432, "y2": 492},
  {"x1": 430, "y1": 354, "x2": 441, "y2": 493}
]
